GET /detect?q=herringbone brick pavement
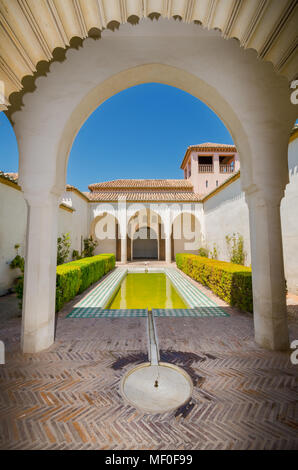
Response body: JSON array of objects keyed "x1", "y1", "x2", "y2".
[{"x1": 0, "y1": 308, "x2": 297, "y2": 450}]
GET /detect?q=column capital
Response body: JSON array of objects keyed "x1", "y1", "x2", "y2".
[
  {"x1": 23, "y1": 189, "x2": 61, "y2": 208},
  {"x1": 244, "y1": 184, "x2": 285, "y2": 208}
]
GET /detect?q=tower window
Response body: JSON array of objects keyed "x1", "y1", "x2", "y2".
[
  {"x1": 206, "y1": 180, "x2": 208, "y2": 188},
  {"x1": 216, "y1": 180, "x2": 218, "y2": 187}
]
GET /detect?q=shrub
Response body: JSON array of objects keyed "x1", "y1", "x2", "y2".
[
  {"x1": 10, "y1": 248, "x2": 25, "y2": 308},
  {"x1": 99, "y1": 253, "x2": 117, "y2": 274},
  {"x1": 176, "y1": 253, "x2": 253, "y2": 313},
  {"x1": 209, "y1": 243, "x2": 219, "y2": 260},
  {"x1": 57, "y1": 233, "x2": 71, "y2": 265},
  {"x1": 225, "y1": 233, "x2": 246, "y2": 265},
  {"x1": 72, "y1": 250, "x2": 82, "y2": 261},
  {"x1": 10, "y1": 254, "x2": 25, "y2": 273},
  {"x1": 56, "y1": 264, "x2": 82, "y2": 312},
  {"x1": 56, "y1": 253, "x2": 115, "y2": 310},
  {"x1": 82, "y1": 236, "x2": 98, "y2": 258},
  {"x1": 70, "y1": 257, "x2": 104, "y2": 293},
  {"x1": 10, "y1": 252, "x2": 115, "y2": 312},
  {"x1": 198, "y1": 247, "x2": 209, "y2": 258}
]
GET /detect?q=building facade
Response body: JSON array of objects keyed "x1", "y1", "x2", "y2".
[
  {"x1": 1, "y1": 134, "x2": 297, "y2": 297},
  {"x1": 181, "y1": 143, "x2": 240, "y2": 195}
]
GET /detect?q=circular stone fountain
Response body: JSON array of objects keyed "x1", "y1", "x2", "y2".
[{"x1": 121, "y1": 362, "x2": 193, "y2": 413}]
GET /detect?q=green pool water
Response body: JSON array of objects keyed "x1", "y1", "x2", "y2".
[{"x1": 107, "y1": 273, "x2": 188, "y2": 309}]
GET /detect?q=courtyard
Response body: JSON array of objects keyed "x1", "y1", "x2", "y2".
[
  {"x1": 1, "y1": 262, "x2": 298, "y2": 450},
  {"x1": 0, "y1": 1, "x2": 298, "y2": 454}
]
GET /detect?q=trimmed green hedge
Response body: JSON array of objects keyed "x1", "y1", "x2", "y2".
[
  {"x1": 176, "y1": 253, "x2": 253, "y2": 313},
  {"x1": 56, "y1": 254, "x2": 115, "y2": 311}
]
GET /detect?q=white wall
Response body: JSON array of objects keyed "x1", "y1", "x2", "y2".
[
  {"x1": 281, "y1": 137, "x2": 298, "y2": 295},
  {"x1": 203, "y1": 178, "x2": 251, "y2": 265},
  {"x1": 0, "y1": 185, "x2": 89, "y2": 295},
  {"x1": 0, "y1": 182, "x2": 27, "y2": 295},
  {"x1": 203, "y1": 136, "x2": 298, "y2": 295},
  {"x1": 59, "y1": 190, "x2": 89, "y2": 259}
]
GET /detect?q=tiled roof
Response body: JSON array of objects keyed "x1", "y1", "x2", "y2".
[
  {"x1": 189, "y1": 142, "x2": 236, "y2": 149},
  {"x1": 87, "y1": 191, "x2": 202, "y2": 202},
  {"x1": 180, "y1": 142, "x2": 237, "y2": 169},
  {"x1": 88, "y1": 179, "x2": 193, "y2": 191},
  {"x1": 1, "y1": 171, "x2": 19, "y2": 183}
]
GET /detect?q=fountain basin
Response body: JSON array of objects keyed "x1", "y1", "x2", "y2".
[{"x1": 121, "y1": 362, "x2": 193, "y2": 413}]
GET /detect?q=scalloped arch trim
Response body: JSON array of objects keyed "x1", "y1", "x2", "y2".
[{"x1": 1, "y1": 0, "x2": 297, "y2": 114}]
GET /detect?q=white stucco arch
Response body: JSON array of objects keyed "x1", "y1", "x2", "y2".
[
  {"x1": 12, "y1": 20, "x2": 296, "y2": 198},
  {"x1": 90, "y1": 211, "x2": 120, "y2": 259},
  {"x1": 12, "y1": 19, "x2": 296, "y2": 353},
  {"x1": 127, "y1": 207, "x2": 164, "y2": 261},
  {"x1": 127, "y1": 205, "x2": 166, "y2": 230},
  {"x1": 91, "y1": 204, "x2": 119, "y2": 220},
  {"x1": 171, "y1": 211, "x2": 202, "y2": 258},
  {"x1": 2, "y1": 0, "x2": 297, "y2": 110},
  {"x1": 90, "y1": 210, "x2": 120, "y2": 238}
]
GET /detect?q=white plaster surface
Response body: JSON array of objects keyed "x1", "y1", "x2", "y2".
[
  {"x1": 203, "y1": 178, "x2": 251, "y2": 265},
  {"x1": 281, "y1": 137, "x2": 298, "y2": 295},
  {"x1": 0, "y1": 183, "x2": 27, "y2": 295},
  {"x1": 0, "y1": 186, "x2": 89, "y2": 295},
  {"x1": 203, "y1": 139, "x2": 298, "y2": 295}
]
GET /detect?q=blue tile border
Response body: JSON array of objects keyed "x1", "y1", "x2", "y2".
[
  {"x1": 67, "y1": 307, "x2": 148, "y2": 318},
  {"x1": 152, "y1": 307, "x2": 229, "y2": 317}
]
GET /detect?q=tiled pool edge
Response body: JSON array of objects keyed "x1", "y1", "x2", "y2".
[
  {"x1": 66, "y1": 266, "x2": 229, "y2": 318},
  {"x1": 68, "y1": 268, "x2": 127, "y2": 312}
]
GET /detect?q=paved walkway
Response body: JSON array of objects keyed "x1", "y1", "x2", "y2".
[{"x1": 0, "y1": 268, "x2": 298, "y2": 450}]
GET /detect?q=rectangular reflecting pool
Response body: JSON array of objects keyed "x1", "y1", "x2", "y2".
[{"x1": 106, "y1": 273, "x2": 188, "y2": 309}]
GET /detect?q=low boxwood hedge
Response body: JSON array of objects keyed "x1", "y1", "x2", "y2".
[
  {"x1": 56, "y1": 253, "x2": 115, "y2": 311},
  {"x1": 176, "y1": 253, "x2": 253, "y2": 313}
]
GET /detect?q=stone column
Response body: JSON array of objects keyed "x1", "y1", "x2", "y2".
[
  {"x1": 21, "y1": 192, "x2": 60, "y2": 353},
  {"x1": 118, "y1": 200, "x2": 127, "y2": 263},
  {"x1": 245, "y1": 187, "x2": 288, "y2": 351},
  {"x1": 121, "y1": 235, "x2": 127, "y2": 263},
  {"x1": 165, "y1": 234, "x2": 172, "y2": 264},
  {"x1": 213, "y1": 153, "x2": 219, "y2": 174},
  {"x1": 234, "y1": 152, "x2": 240, "y2": 172}
]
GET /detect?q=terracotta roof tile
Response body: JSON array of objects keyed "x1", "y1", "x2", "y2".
[
  {"x1": 87, "y1": 191, "x2": 202, "y2": 202},
  {"x1": 180, "y1": 142, "x2": 237, "y2": 169},
  {"x1": 188, "y1": 142, "x2": 236, "y2": 149},
  {"x1": 88, "y1": 179, "x2": 193, "y2": 191}
]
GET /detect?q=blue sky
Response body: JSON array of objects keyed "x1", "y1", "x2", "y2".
[{"x1": 0, "y1": 83, "x2": 234, "y2": 192}]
